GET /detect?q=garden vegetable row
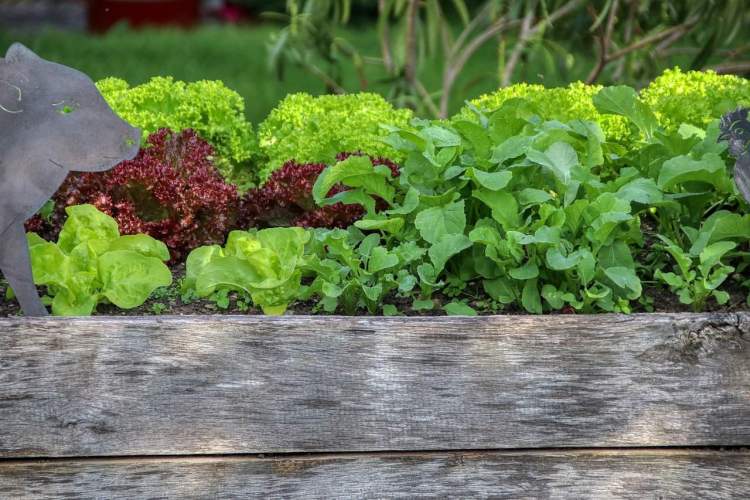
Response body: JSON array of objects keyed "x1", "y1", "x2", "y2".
[{"x1": 11, "y1": 68, "x2": 750, "y2": 316}]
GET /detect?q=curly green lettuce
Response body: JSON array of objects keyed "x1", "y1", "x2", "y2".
[
  {"x1": 641, "y1": 67, "x2": 750, "y2": 132},
  {"x1": 96, "y1": 76, "x2": 259, "y2": 188},
  {"x1": 257, "y1": 92, "x2": 413, "y2": 182},
  {"x1": 454, "y1": 81, "x2": 632, "y2": 144},
  {"x1": 26, "y1": 205, "x2": 172, "y2": 316}
]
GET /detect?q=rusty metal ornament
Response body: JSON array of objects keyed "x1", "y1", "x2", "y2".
[
  {"x1": 719, "y1": 107, "x2": 750, "y2": 204},
  {"x1": 0, "y1": 43, "x2": 141, "y2": 316}
]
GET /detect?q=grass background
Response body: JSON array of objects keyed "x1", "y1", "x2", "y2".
[{"x1": 0, "y1": 24, "x2": 706, "y2": 124}]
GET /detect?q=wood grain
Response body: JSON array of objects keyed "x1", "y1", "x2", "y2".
[
  {"x1": 0, "y1": 313, "x2": 748, "y2": 457},
  {"x1": 1, "y1": 449, "x2": 748, "y2": 499}
]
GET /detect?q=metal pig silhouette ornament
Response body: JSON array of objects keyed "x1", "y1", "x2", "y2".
[
  {"x1": 719, "y1": 107, "x2": 750, "y2": 204},
  {"x1": 0, "y1": 43, "x2": 141, "y2": 316}
]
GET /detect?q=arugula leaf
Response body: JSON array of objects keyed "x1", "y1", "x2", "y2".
[
  {"x1": 527, "y1": 142, "x2": 579, "y2": 185},
  {"x1": 312, "y1": 155, "x2": 394, "y2": 206},
  {"x1": 593, "y1": 85, "x2": 657, "y2": 138},
  {"x1": 414, "y1": 201, "x2": 466, "y2": 244},
  {"x1": 443, "y1": 301, "x2": 478, "y2": 316}
]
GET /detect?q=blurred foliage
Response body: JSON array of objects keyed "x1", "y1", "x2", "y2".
[{"x1": 268, "y1": 0, "x2": 750, "y2": 117}]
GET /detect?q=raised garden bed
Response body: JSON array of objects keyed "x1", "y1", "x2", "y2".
[{"x1": 1, "y1": 313, "x2": 748, "y2": 497}]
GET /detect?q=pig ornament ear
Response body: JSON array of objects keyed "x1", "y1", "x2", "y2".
[
  {"x1": 0, "y1": 43, "x2": 36, "y2": 115},
  {"x1": 5, "y1": 42, "x2": 41, "y2": 63}
]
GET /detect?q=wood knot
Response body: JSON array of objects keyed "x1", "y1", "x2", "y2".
[{"x1": 638, "y1": 313, "x2": 749, "y2": 365}]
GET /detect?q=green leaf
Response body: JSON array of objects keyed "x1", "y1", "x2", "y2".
[
  {"x1": 428, "y1": 234, "x2": 472, "y2": 274},
  {"x1": 463, "y1": 168, "x2": 513, "y2": 191},
  {"x1": 546, "y1": 247, "x2": 580, "y2": 270},
  {"x1": 183, "y1": 245, "x2": 223, "y2": 292},
  {"x1": 354, "y1": 217, "x2": 404, "y2": 234},
  {"x1": 453, "y1": 119, "x2": 490, "y2": 159},
  {"x1": 593, "y1": 86, "x2": 657, "y2": 137},
  {"x1": 541, "y1": 284, "x2": 579, "y2": 310},
  {"x1": 313, "y1": 155, "x2": 394, "y2": 205},
  {"x1": 603, "y1": 266, "x2": 642, "y2": 299},
  {"x1": 699, "y1": 241, "x2": 737, "y2": 270},
  {"x1": 368, "y1": 246, "x2": 399, "y2": 273},
  {"x1": 421, "y1": 125, "x2": 462, "y2": 147},
  {"x1": 417, "y1": 263, "x2": 442, "y2": 286},
  {"x1": 577, "y1": 249, "x2": 596, "y2": 285},
  {"x1": 615, "y1": 178, "x2": 664, "y2": 205},
  {"x1": 657, "y1": 235, "x2": 693, "y2": 279},
  {"x1": 483, "y1": 278, "x2": 516, "y2": 304},
  {"x1": 713, "y1": 290, "x2": 730, "y2": 305},
  {"x1": 655, "y1": 270, "x2": 684, "y2": 288},
  {"x1": 527, "y1": 142, "x2": 579, "y2": 185},
  {"x1": 58, "y1": 204, "x2": 119, "y2": 255},
  {"x1": 518, "y1": 188, "x2": 553, "y2": 205},
  {"x1": 509, "y1": 261, "x2": 539, "y2": 280},
  {"x1": 99, "y1": 250, "x2": 173, "y2": 309},
  {"x1": 412, "y1": 298, "x2": 435, "y2": 311},
  {"x1": 362, "y1": 283, "x2": 383, "y2": 301},
  {"x1": 490, "y1": 135, "x2": 532, "y2": 164},
  {"x1": 472, "y1": 189, "x2": 519, "y2": 229},
  {"x1": 521, "y1": 279, "x2": 542, "y2": 314},
  {"x1": 382, "y1": 304, "x2": 400, "y2": 316},
  {"x1": 443, "y1": 301, "x2": 477, "y2": 316},
  {"x1": 414, "y1": 201, "x2": 466, "y2": 244},
  {"x1": 396, "y1": 270, "x2": 417, "y2": 293},
  {"x1": 108, "y1": 234, "x2": 170, "y2": 261},
  {"x1": 387, "y1": 187, "x2": 420, "y2": 215},
  {"x1": 657, "y1": 153, "x2": 728, "y2": 190}
]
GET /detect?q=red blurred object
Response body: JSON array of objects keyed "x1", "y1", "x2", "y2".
[{"x1": 88, "y1": 0, "x2": 201, "y2": 32}]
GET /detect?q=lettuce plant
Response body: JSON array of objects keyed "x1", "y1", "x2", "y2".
[
  {"x1": 257, "y1": 92, "x2": 412, "y2": 181},
  {"x1": 41, "y1": 129, "x2": 239, "y2": 262},
  {"x1": 454, "y1": 81, "x2": 632, "y2": 144},
  {"x1": 97, "y1": 76, "x2": 259, "y2": 187},
  {"x1": 240, "y1": 152, "x2": 399, "y2": 229},
  {"x1": 183, "y1": 227, "x2": 311, "y2": 315},
  {"x1": 641, "y1": 68, "x2": 750, "y2": 133},
  {"x1": 26, "y1": 204, "x2": 172, "y2": 316}
]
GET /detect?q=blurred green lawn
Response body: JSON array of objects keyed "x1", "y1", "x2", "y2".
[
  {"x1": 0, "y1": 24, "x2": 701, "y2": 124},
  {"x1": 0, "y1": 24, "x2": 603, "y2": 124}
]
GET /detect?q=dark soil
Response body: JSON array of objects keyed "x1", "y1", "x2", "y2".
[{"x1": 0, "y1": 263, "x2": 747, "y2": 317}]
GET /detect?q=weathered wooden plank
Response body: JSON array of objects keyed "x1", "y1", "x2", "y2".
[
  {"x1": 0, "y1": 313, "x2": 748, "y2": 457},
  {"x1": 1, "y1": 450, "x2": 749, "y2": 499}
]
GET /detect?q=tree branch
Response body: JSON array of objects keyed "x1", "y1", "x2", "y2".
[
  {"x1": 711, "y1": 61, "x2": 750, "y2": 75},
  {"x1": 439, "y1": 0, "x2": 585, "y2": 118},
  {"x1": 404, "y1": 0, "x2": 420, "y2": 85},
  {"x1": 439, "y1": 18, "x2": 517, "y2": 118},
  {"x1": 586, "y1": 14, "x2": 699, "y2": 83},
  {"x1": 377, "y1": 0, "x2": 394, "y2": 74},
  {"x1": 500, "y1": 2, "x2": 536, "y2": 87}
]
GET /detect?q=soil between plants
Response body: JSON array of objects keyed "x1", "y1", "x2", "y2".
[{"x1": 0, "y1": 263, "x2": 747, "y2": 317}]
